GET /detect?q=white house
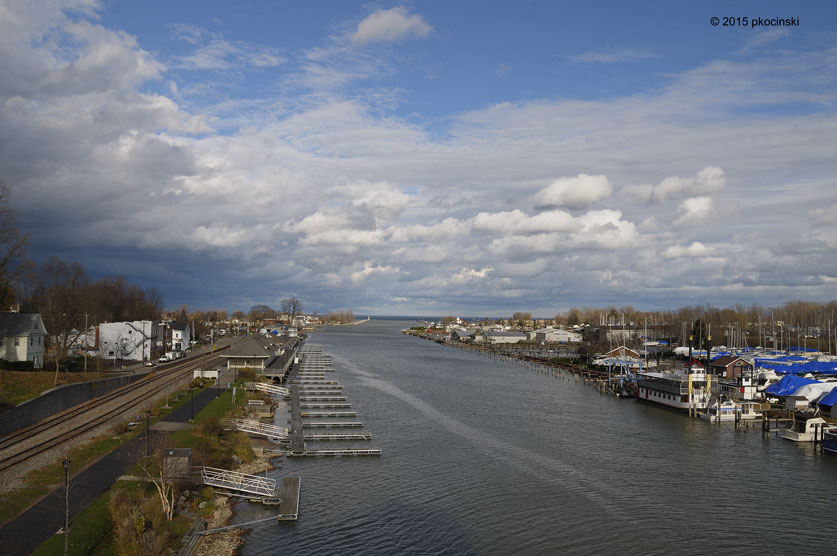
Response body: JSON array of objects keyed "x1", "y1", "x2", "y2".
[
  {"x1": 98, "y1": 321, "x2": 160, "y2": 363},
  {"x1": 169, "y1": 322, "x2": 192, "y2": 351},
  {"x1": 0, "y1": 313, "x2": 48, "y2": 368}
]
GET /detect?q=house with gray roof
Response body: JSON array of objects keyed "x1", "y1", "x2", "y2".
[
  {"x1": 0, "y1": 313, "x2": 48, "y2": 369},
  {"x1": 220, "y1": 334, "x2": 286, "y2": 370},
  {"x1": 483, "y1": 331, "x2": 528, "y2": 344}
]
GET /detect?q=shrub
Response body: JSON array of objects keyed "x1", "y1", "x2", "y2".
[{"x1": 109, "y1": 485, "x2": 173, "y2": 556}]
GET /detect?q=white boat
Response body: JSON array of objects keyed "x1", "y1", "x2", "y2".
[
  {"x1": 781, "y1": 416, "x2": 828, "y2": 442},
  {"x1": 700, "y1": 400, "x2": 738, "y2": 421},
  {"x1": 637, "y1": 369, "x2": 711, "y2": 411},
  {"x1": 699, "y1": 400, "x2": 765, "y2": 422},
  {"x1": 737, "y1": 401, "x2": 767, "y2": 420}
]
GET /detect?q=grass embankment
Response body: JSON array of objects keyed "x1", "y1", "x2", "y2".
[
  {"x1": 0, "y1": 371, "x2": 104, "y2": 408},
  {"x1": 30, "y1": 379, "x2": 260, "y2": 555}
]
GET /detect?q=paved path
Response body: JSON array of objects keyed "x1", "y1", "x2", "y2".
[{"x1": 0, "y1": 387, "x2": 219, "y2": 555}]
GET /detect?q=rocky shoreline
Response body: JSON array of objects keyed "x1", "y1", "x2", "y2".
[{"x1": 191, "y1": 437, "x2": 279, "y2": 556}]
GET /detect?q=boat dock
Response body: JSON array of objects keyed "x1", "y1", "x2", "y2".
[
  {"x1": 301, "y1": 411, "x2": 357, "y2": 417},
  {"x1": 281, "y1": 343, "x2": 381, "y2": 458},
  {"x1": 302, "y1": 421, "x2": 363, "y2": 428},
  {"x1": 303, "y1": 433, "x2": 371, "y2": 441},
  {"x1": 287, "y1": 449, "x2": 381, "y2": 457},
  {"x1": 277, "y1": 477, "x2": 301, "y2": 521}
]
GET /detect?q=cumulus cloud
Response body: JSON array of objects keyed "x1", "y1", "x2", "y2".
[
  {"x1": 351, "y1": 7, "x2": 432, "y2": 46},
  {"x1": 673, "y1": 196, "x2": 714, "y2": 227},
  {"x1": 571, "y1": 209, "x2": 638, "y2": 248},
  {"x1": 534, "y1": 174, "x2": 612, "y2": 209},
  {"x1": 471, "y1": 209, "x2": 575, "y2": 234},
  {"x1": 350, "y1": 261, "x2": 399, "y2": 284},
  {"x1": 662, "y1": 241, "x2": 710, "y2": 258},
  {"x1": 623, "y1": 167, "x2": 726, "y2": 203}
]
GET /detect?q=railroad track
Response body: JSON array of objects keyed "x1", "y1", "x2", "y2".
[{"x1": 0, "y1": 346, "x2": 229, "y2": 475}]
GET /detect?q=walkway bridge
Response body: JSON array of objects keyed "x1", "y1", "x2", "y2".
[
  {"x1": 254, "y1": 382, "x2": 290, "y2": 397},
  {"x1": 202, "y1": 467, "x2": 276, "y2": 497},
  {"x1": 224, "y1": 418, "x2": 288, "y2": 439}
]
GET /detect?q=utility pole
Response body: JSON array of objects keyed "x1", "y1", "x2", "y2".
[{"x1": 63, "y1": 456, "x2": 70, "y2": 556}]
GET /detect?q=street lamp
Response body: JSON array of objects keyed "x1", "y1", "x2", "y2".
[
  {"x1": 145, "y1": 408, "x2": 151, "y2": 458},
  {"x1": 189, "y1": 385, "x2": 195, "y2": 421}
]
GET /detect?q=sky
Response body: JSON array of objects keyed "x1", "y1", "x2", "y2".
[{"x1": 2, "y1": 1, "x2": 837, "y2": 317}]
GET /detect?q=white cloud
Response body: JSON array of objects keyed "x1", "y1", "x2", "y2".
[
  {"x1": 352, "y1": 7, "x2": 432, "y2": 46},
  {"x1": 534, "y1": 174, "x2": 612, "y2": 209},
  {"x1": 673, "y1": 196, "x2": 714, "y2": 227},
  {"x1": 471, "y1": 209, "x2": 575, "y2": 234},
  {"x1": 570, "y1": 47, "x2": 658, "y2": 64},
  {"x1": 662, "y1": 242, "x2": 710, "y2": 258},
  {"x1": 623, "y1": 167, "x2": 726, "y2": 203},
  {"x1": 350, "y1": 261, "x2": 399, "y2": 284},
  {"x1": 740, "y1": 29, "x2": 789, "y2": 53}
]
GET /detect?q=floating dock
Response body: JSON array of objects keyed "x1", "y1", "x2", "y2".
[
  {"x1": 304, "y1": 433, "x2": 371, "y2": 441},
  {"x1": 302, "y1": 421, "x2": 363, "y2": 428},
  {"x1": 277, "y1": 477, "x2": 301, "y2": 521},
  {"x1": 284, "y1": 343, "x2": 381, "y2": 458},
  {"x1": 286, "y1": 449, "x2": 381, "y2": 457}
]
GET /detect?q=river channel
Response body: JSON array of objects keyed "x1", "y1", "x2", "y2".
[{"x1": 233, "y1": 318, "x2": 837, "y2": 555}]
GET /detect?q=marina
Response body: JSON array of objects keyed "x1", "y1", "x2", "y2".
[{"x1": 233, "y1": 318, "x2": 836, "y2": 556}]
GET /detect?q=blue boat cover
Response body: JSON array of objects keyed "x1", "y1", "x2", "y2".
[
  {"x1": 764, "y1": 375, "x2": 820, "y2": 397},
  {"x1": 755, "y1": 360, "x2": 837, "y2": 376},
  {"x1": 817, "y1": 387, "x2": 837, "y2": 408}
]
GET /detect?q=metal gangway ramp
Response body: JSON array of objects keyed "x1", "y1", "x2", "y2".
[
  {"x1": 230, "y1": 418, "x2": 288, "y2": 439},
  {"x1": 202, "y1": 467, "x2": 276, "y2": 497},
  {"x1": 255, "y1": 382, "x2": 290, "y2": 397}
]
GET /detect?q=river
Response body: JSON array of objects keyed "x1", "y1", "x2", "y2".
[{"x1": 233, "y1": 318, "x2": 837, "y2": 555}]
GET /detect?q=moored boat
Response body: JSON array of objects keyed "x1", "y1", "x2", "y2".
[
  {"x1": 637, "y1": 369, "x2": 711, "y2": 411},
  {"x1": 781, "y1": 415, "x2": 828, "y2": 442},
  {"x1": 822, "y1": 426, "x2": 837, "y2": 454},
  {"x1": 699, "y1": 400, "x2": 766, "y2": 422}
]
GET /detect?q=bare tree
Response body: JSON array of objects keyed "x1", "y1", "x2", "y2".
[
  {"x1": 138, "y1": 444, "x2": 181, "y2": 522},
  {"x1": 248, "y1": 304, "x2": 275, "y2": 322},
  {"x1": 29, "y1": 258, "x2": 89, "y2": 381},
  {"x1": 281, "y1": 297, "x2": 303, "y2": 323},
  {"x1": 0, "y1": 181, "x2": 29, "y2": 308}
]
